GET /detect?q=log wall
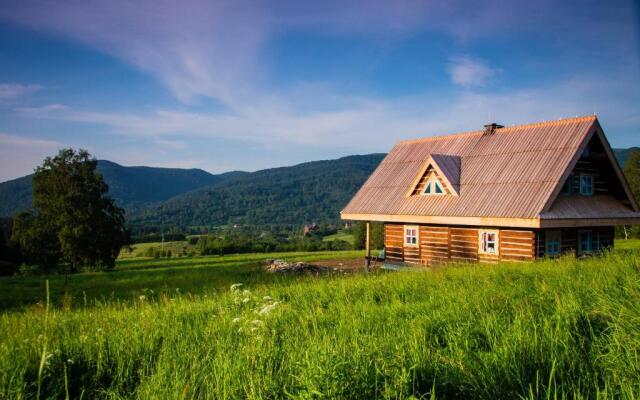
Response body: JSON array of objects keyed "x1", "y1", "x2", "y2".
[
  {"x1": 535, "y1": 226, "x2": 615, "y2": 258},
  {"x1": 384, "y1": 223, "x2": 539, "y2": 264}
]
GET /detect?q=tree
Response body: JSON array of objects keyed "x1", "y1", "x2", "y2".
[
  {"x1": 19, "y1": 149, "x2": 128, "y2": 271},
  {"x1": 622, "y1": 150, "x2": 640, "y2": 240},
  {"x1": 12, "y1": 211, "x2": 61, "y2": 268},
  {"x1": 353, "y1": 221, "x2": 384, "y2": 250},
  {"x1": 625, "y1": 150, "x2": 640, "y2": 203}
]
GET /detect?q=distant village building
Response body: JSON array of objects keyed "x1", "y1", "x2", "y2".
[
  {"x1": 342, "y1": 116, "x2": 640, "y2": 266},
  {"x1": 303, "y1": 223, "x2": 318, "y2": 236}
]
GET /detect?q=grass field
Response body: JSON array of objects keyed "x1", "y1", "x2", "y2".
[
  {"x1": 118, "y1": 241, "x2": 198, "y2": 259},
  {"x1": 322, "y1": 231, "x2": 355, "y2": 245},
  {"x1": 1, "y1": 247, "x2": 640, "y2": 399},
  {"x1": 0, "y1": 251, "x2": 364, "y2": 310}
]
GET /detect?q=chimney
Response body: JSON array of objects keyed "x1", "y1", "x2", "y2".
[{"x1": 483, "y1": 122, "x2": 504, "y2": 134}]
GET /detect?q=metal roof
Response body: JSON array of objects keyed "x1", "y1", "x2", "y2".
[{"x1": 341, "y1": 115, "x2": 640, "y2": 225}]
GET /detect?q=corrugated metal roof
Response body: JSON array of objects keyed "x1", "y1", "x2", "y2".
[{"x1": 342, "y1": 115, "x2": 638, "y2": 221}]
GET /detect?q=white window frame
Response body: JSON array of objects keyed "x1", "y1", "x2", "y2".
[
  {"x1": 579, "y1": 174, "x2": 593, "y2": 196},
  {"x1": 545, "y1": 230, "x2": 561, "y2": 257},
  {"x1": 404, "y1": 225, "x2": 419, "y2": 247},
  {"x1": 422, "y1": 175, "x2": 446, "y2": 196},
  {"x1": 478, "y1": 229, "x2": 499, "y2": 255}
]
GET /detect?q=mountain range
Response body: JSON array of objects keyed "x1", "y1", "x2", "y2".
[
  {"x1": 0, "y1": 148, "x2": 635, "y2": 230},
  {"x1": 0, "y1": 154, "x2": 385, "y2": 230}
]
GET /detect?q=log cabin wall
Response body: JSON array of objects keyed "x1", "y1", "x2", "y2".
[
  {"x1": 449, "y1": 227, "x2": 478, "y2": 263},
  {"x1": 419, "y1": 225, "x2": 449, "y2": 264},
  {"x1": 384, "y1": 223, "x2": 537, "y2": 264},
  {"x1": 384, "y1": 224, "x2": 404, "y2": 263},
  {"x1": 500, "y1": 230, "x2": 536, "y2": 262},
  {"x1": 535, "y1": 226, "x2": 615, "y2": 258}
]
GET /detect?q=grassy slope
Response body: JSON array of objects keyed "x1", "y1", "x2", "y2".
[
  {"x1": 0, "y1": 251, "x2": 364, "y2": 310},
  {"x1": 1, "y1": 250, "x2": 640, "y2": 399},
  {"x1": 322, "y1": 231, "x2": 355, "y2": 245}
]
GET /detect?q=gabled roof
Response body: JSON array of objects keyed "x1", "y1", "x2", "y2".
[
  {"x1": 407, "y1": 154, "x2": 461, "y2": 196},
  {"x1": 341, "y1": 115, "x2": 640, "y2": 228}
]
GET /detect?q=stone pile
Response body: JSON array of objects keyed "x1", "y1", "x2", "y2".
[{"x1": 264, "y1": 259, "x2": 324, "y2": 274}]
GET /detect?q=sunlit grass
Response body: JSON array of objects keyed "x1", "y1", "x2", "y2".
[
  {"x1": 0, "y1": 250, "x2": 364, "y2": 310},
  {"x1": 1, "y1": 249, "x2": 639, "y2": 399}
]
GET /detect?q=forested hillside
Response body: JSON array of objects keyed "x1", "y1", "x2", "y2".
[
  {"x1": 128, "y1": 154, "x2": 386, "y2": 230},
  {"x1": 0, "y1": 160, "x2": 239, "y2": 216}
]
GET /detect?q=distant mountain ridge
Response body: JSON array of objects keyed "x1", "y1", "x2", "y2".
[
  {"x1": 0, "y1": 149, "x2": 635, "y2": 229},
  {"x1": 0, "y1": 160, "x2": 242, "y2": 217},
  {"x1": 127, "y1": 154, "x2": 386, "y2": 230}
]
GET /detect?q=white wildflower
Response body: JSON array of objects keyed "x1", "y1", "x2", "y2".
[
  {"x1": 258, "y1": 302, "x2": 279, "y2": 315},
  {"x1": 242, "y1": 297, "x2": 251, "y2": 304},
  {"x1": 139, "y1": 295, "x2": 146, "y2": 301},
  {"x1": 242, "y1": 289, "x2": 251, "y2": 296},
  {"x1": 230, "y1": 283, "x2": 243, "y2": 292},
  {"x1": 262, "y1": 296, "x2": 272, "y2": 301},
  {"x1": 251, "y1": 327, "x2": 259, "y2": 333},
  {"x1": 232, "y1": 317, "x2": 243, "y2": 324},
  {"x1": 67, "y1": 358, "x2": 74, "y2": 365},
  {"x1": 251, "y1": 320, "x2": 263, "y2": 325}
]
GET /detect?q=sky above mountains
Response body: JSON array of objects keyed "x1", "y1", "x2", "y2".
[{"x1": 0, "y1": 0, "x2": 639, "y2": 182}]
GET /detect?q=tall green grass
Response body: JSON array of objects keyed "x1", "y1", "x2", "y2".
[
  {"x1": 1, "y1": 251, "x2": 639, "y2": 399},
  {"x1": 0, "y1": 251, "x2": 364, "y2": 310}
]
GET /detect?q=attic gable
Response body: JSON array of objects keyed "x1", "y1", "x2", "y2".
[
  {"x1": 543, "y1": 119, "x2": 640, "y2": 213},
  {"x1": 407, "y1": 154, "x2": 461, "y2": 197}
]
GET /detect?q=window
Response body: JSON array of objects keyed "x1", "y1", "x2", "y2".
[
  {"x1": 479, "y1": 230, "x2": 499, "y2": 255},
  {"x1": 579, "y1": 231, "x2": 592, "y2": 255},
  {"x1": 404, "y1": 225, "x2": 419, "y2": 247},
  {"x1": 545, "y1": 230, "x2": 561, "y2": 257},
  {"x1": 423, "y1": 176, "x2": 445, "y2": 196},
  {"x1": 579, "y1": 174, "x2": 593, "y2": 196}
]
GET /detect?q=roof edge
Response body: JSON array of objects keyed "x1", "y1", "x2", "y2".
[
  {"x1": 340, "y1": 212, "x2": 540, "y2": 228},
  {"x1": 397, "y1": 115, "x2": 597, "y2": 146}
]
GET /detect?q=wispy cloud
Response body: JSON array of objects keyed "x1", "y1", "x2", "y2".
[
  {"x1": 448, "y1": 56, "x2": 499, "y2": 87},
  {"x1": 0, "y1": 83, "x2": 43, "y2": 100},
  {"x1": 0, "y1": 0, "x2": 638, "y2": 180}
]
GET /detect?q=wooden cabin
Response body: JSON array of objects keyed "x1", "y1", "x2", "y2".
[{"x1": 341, "y1": 116, "x2": 640, "y2": 266}]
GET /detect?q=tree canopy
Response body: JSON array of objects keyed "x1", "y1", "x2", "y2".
[{"x1": 12, "y1": 149, "x2": 127, "y2": 271}]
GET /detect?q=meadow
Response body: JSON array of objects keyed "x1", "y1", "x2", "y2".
[{"x1": 1, "y1": 247, "x2": 639, "y2": 399}]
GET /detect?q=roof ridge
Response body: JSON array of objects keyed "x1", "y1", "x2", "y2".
[{"x1": 397, "y1": 115, "x2": 597, "y2": 145}]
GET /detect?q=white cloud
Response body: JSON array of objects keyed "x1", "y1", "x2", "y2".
[
  {"x1": 0, "y1": 83, "x2": 43, "y2": 100},
  {"x1": 448, "y1": 56, "x2": 499, "y2": 87}
]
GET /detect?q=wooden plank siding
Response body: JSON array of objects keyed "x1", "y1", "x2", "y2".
[
  {"x1": 535, "y1": 226, "x2": 615, "y2": 258},
  {"x1": 500, "y1": 230, "x2": 535, "y2": 262},
  {"x1": 419, "y1": 225, "x2": 449, "y2": 264},
  {"x1": 384, "y1": 223, "x2": 537, "y2": 265},
  {"x1": 383, "y1": 223, "x2": 615, "y2": 265},
  {"x1": 384, "y1": 224, "x2": 404, "y2": 263},
  {"x1": 449, "y1": 227, "x2": 478, "y2": 262}
]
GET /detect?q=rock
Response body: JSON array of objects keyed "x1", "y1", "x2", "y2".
[{"x1": 265, "y1": 259, "x2": 324, "y2": 274}]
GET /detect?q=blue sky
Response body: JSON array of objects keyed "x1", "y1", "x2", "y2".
[{"x1": 0, "y1": 0, "x2": 639, "y2": 182}]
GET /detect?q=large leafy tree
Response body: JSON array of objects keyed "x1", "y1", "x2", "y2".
[
  {"x1": 621, "y1": 150, "x2": 640, "y2": 239},
  {"x1": 625, "y1": 150, "x2": 640, "y2": 202},
  {"x1": 14, "y1": 149, "x2": 127, "y2": 271}
]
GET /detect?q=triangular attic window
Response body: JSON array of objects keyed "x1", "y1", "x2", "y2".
[{"x1": 423, "y1": 175, "x2": 445, "y2": 196}]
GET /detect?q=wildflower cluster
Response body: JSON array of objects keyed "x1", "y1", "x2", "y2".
[{"x1": 229, "y1": 284, "x2": 281, "y2": 339}]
